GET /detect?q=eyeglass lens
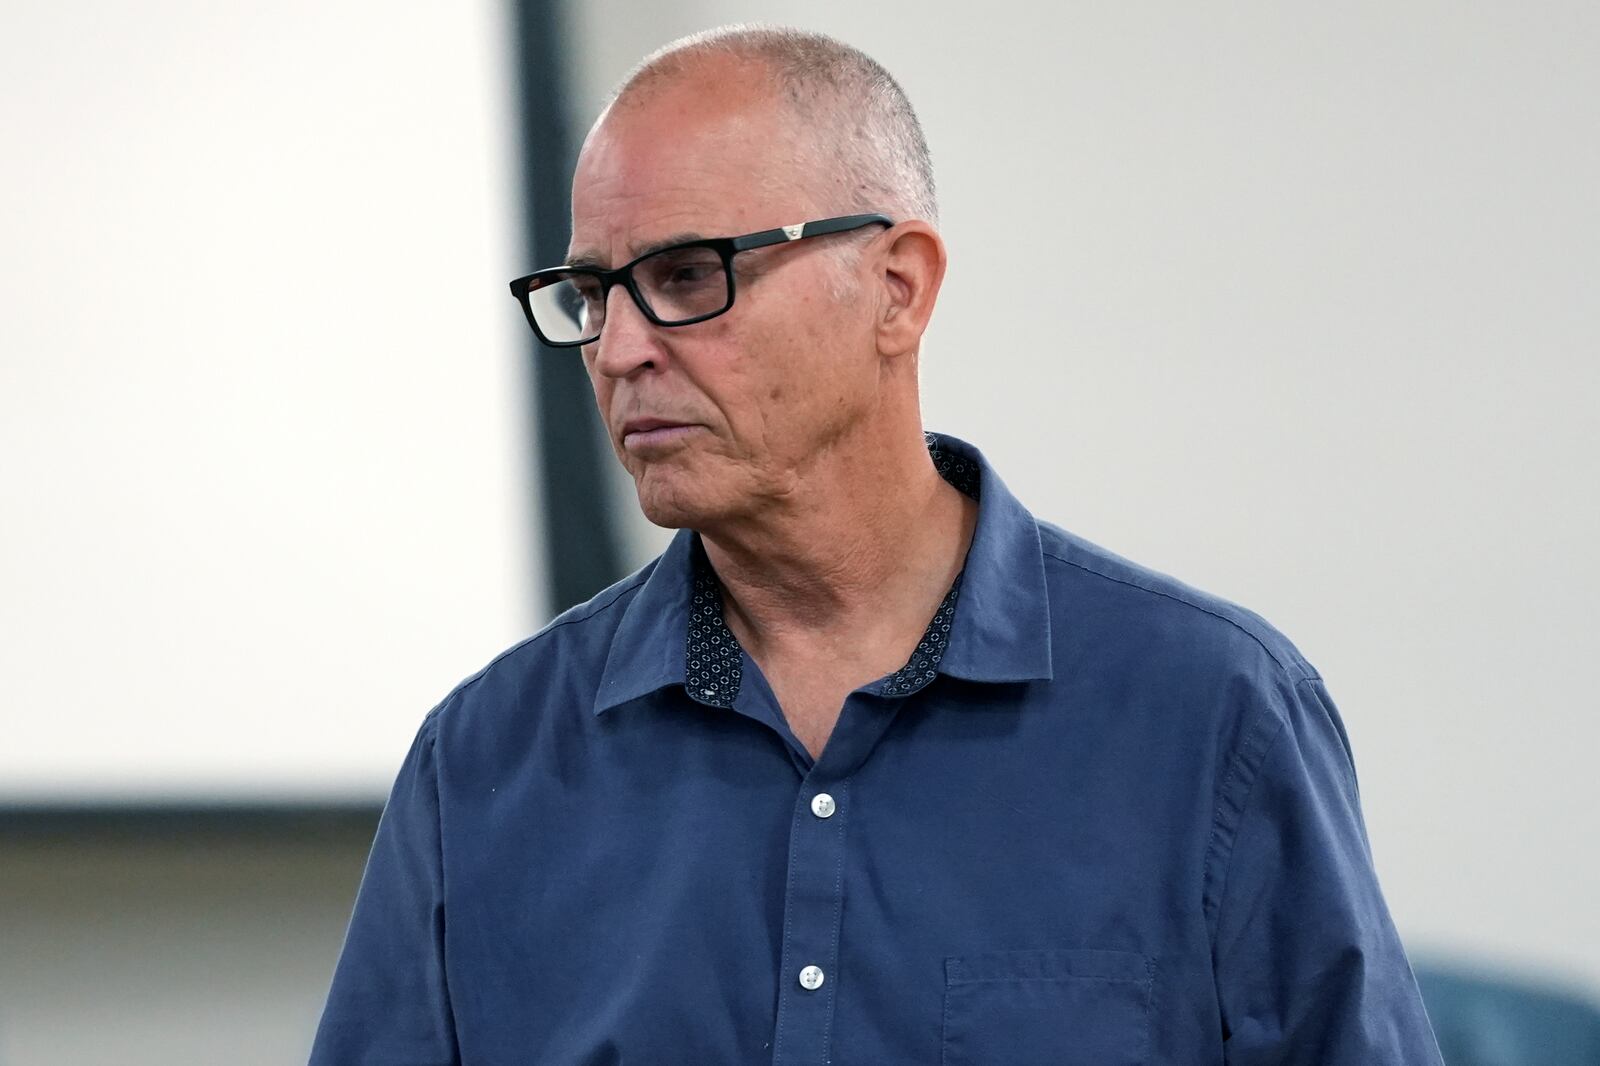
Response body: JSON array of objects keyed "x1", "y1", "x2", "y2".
[{"x1": 527, "y1": 245, "x2": 731, "y2": 344}]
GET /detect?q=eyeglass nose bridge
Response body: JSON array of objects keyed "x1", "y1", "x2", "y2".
[
  {"x1": 587, "y1": 282, "x2": 666, "y2": 377},
  {"x1": 595, "y1": 266, "x2": 666, "y2": 336}
]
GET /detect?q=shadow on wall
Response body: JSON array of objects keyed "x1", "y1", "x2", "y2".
[{"x1": 1416, "y1": 964, "x2": 1600, "y2": 1065}]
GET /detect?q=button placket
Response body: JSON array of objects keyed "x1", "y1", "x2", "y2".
[{"x1": 769, "y1": 776, "x2": 850, "y2": 1066}]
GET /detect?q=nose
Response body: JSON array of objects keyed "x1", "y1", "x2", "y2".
[{"x1": 587, "y1": 283, "x2": 661, "y2": 379}]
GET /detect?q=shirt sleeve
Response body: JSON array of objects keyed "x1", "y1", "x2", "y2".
[
  {"x1": 1210, "y1": 676, "x2": 1443, "y2": 1065},
  {"x1": 310, "y1": 709, "x2": 460, "y2": 1066}
]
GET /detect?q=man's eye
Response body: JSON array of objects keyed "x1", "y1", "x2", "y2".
[
  {"x1": 643, "y1": 251, "x2": 721, "y2": 291},
  {"x1": 666, "y1": 264, "x2": 718, "y2": 285}
]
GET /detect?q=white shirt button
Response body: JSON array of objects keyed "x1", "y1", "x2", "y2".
[
  {"x1": 810, "y1": 793, "x2": 836, "y2": 819},
  {"x1": 798, "y1": 965, "x2": 825, "y2": 990}
]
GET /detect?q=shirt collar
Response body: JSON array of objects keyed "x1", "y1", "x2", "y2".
[
  {"x1": 592, "y1": 432, "x2": 1052, "y2": 716},
  {"x1": 927, "y1": 432, "x2": 1053, "y2": 685}
]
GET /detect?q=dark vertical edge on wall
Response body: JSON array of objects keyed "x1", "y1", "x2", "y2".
[{"x1": 509, "y1": 0, "x2": 624, "y2": 614}]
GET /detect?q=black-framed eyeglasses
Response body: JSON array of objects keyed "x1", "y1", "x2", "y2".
[{"x1": 508, "y1": 213, "x2": 893, "y2": 347}]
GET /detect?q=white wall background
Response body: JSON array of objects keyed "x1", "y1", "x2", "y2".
[
  {"x1": 568, "y1": 1, "x2": 1600, "y2": 994},
  {"x1": 0, "y1": 0, "x2": 536, "y2": 801}
]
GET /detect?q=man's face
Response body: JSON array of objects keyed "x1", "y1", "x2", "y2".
[{"x1": 567, "y1": 68, "x2": 880, "y2": 530}]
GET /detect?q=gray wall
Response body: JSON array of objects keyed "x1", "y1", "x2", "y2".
[{"x1": 0, "y1": 821, "x2": 372, "y2": 1065}]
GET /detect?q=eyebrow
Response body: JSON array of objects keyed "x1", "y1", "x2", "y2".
[{"x1": 565, "y1": 231, "x2": 708, "y2": 270}]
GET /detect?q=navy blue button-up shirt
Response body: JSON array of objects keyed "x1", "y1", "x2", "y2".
[{"x1": 312, "y1": 433, "x2": 1442, "y2": 1065}]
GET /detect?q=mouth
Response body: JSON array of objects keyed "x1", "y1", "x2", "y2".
[{"x1": 620, "y1": 418, "x2": 704, "y2": 455}]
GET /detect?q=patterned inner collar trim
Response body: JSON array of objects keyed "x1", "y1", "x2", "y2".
[{"x1": 684, "y1": 438, "x2": 980, "y2": 708}]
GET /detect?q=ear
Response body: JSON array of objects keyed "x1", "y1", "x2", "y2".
[{"x1": 873, "y1": 221, "x2": 947, "y2": 359}]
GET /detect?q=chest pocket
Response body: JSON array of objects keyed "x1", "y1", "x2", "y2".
[{"x1": 941, "y1": 947, "x2": 1154, "y2": 1066}]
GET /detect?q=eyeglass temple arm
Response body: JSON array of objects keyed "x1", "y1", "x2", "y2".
[
  {"x1": 729, "y1": 213, "x2": 894, "y2": 252},
  {"x1": 507, "y1": 213, "x2": 898, "y2": 295}
]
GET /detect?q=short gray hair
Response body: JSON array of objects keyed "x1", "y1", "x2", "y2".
[{"x1": 608, "y1": 25, "x2": 939, "y2": 226}]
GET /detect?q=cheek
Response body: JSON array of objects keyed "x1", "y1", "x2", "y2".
[{"x1": 702, "y1": 287, "x2": 866, "y2": 438}]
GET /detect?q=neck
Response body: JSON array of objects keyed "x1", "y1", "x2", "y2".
[{"x1": 699, "y1": 426, "x2": 977, "y2": 660}]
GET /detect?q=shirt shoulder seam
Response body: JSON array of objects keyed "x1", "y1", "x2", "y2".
[{"x1": 1039, "y1": 548, "x2": 1309, "y2": 678}]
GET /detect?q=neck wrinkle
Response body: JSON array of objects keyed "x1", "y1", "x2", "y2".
[{"x1": 698, "y1": 430, "x2": 977, "y2": 658}]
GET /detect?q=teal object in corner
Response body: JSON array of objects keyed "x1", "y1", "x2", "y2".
[{"x1": 1417, "y1": 967, "x2": 1600, "y2": 1065}]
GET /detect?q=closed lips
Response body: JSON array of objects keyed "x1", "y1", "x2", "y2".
[{"x1": 622, "y1": 418, "x2": 693, "y2": 435}]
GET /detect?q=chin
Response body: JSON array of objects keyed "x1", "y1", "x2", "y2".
[{"x1": 631, "y1": 468, "x2": 728, "y2": 531}]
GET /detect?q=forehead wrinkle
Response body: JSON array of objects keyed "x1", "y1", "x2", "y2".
[
  {"x1": 566, "y1": 230, "x2": 711, "y2": 270},
  {"x1": 567, "y1": 167, "x2": 777, "y2": 267},
  {"x1": 565, "y1": 185, "x2": 710, "y2": 266}
]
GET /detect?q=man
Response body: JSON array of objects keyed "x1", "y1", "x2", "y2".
[{"x1": 313, "y1": 25, "x2": 1443, "y2": 1065}]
